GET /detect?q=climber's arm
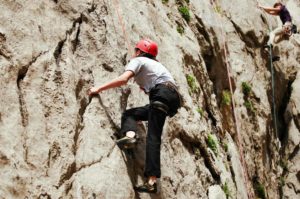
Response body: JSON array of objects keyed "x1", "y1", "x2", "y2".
[
  {"x1": 258, "y1": 5, "x2": 280, "y2": 15},
  {"x1": 88, "y1": 71, "x2": 134, "y2": 95}
]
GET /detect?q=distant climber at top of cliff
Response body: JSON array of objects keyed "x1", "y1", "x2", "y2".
[
  {"x1": 88, "y1": 39, "x2": 182, "y2": 193},
  {"x1": 258, "y1": 2, "x2": 297, "y2": 49}
]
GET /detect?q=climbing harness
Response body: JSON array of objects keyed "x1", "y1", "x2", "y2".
[
  {"x1": 291, "y1": 24, "x2": 298, "y2": 34},
  {"x1": 210, "y1": 1, "x2": 255, "y2": 198},
  {"x1": 151, "y1": 101, "x2": 169, "y2": 115}
]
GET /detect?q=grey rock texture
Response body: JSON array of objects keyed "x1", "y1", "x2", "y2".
[{"x1": 0, "y1": 0, "x2": 299, "y2": 198}]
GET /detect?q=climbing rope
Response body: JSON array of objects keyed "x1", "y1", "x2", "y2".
[
  {"x1": 269, "y1": 47, "x2": 279, "y2": 137},
  {"x1": 110, "y1": 0, "x2": 133, "y2": 56},
  {"x1": 210, "y1": 1, "x2": 255, "y2": 198},
  {"x1": 256, "y1": 0, "x2": 278, "y2": 137}
]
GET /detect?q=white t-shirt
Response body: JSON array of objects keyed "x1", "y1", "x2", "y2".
[{"x1": 125, "y1": 57, "x2": 175, "y2": 93}]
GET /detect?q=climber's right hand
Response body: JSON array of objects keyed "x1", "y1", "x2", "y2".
[{"x1": 88, "y1": 87, "x2": 100, "y2": 96}]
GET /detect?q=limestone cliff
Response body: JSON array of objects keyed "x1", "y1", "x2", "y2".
[{"x1": 0, "y1": 0, "x2": 299, "y2": 198}]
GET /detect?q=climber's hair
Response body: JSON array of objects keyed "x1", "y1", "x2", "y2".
[
  {"x1": 138, "y1": 52, "x2": 155, "y2": 60},
  {"x1": 135, "y1": 48, "x2": 157, "y2": 60},
  {"x1": 273, "y1": 3, "x2": 283, "y2": 8}
]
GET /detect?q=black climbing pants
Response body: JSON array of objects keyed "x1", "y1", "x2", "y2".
[{"x1": 119, "y1": 83, "x2": 181, "y2": 178}]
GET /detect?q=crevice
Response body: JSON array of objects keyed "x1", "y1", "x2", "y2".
[
  {"x1": 177, "y1": 132, "x2": 221, "y2": 183},
  {"x1": 197, "y1": 139, "x2": 221, "y2": 183},
  {"x1": 229, "y1": 19, "x2": 260, "y2": 48},
  {"x1": 0, "y1": 32, "x2": 12, "y2": 60},
  {"x1": 17, "y1": 52, "x2": 46, "y2": 83},
  {"x1": 188, "y1": 18, "x2": 233, "y2": 106},
  {"x1": 190, "y1": 55, "x2": 219, "y2": 129},
  {"x1": 58, "y1": 162, "x2": 76, "y2": 187},
  {"x1": 286, "y1": 182, "x2": 300, "y2": 195},
  {"x1": 71, "y1": 23, "x2": 81, "y2": 53},
  {"x1": 70, "y1": 3, "x2": 97, "y2": 53},
  {"x1": 264, "y1": 123, "x2": 273, "y2": 170},
  {"x1": 260, "y1": 14, "x2": 267, "y2": 25},
  {"x1": 69, "y1": 14, "x2": 88, "y2": 53},
  {"x1": 53, "y1": 39, "x2": 66, "y2": 64},
  {"x1": 54, "y1": 2, "x2": 97, "y2": 61},
  {"x1": 17, "y1": 88, "x2": 28, "y2": 127},
  {"x1": 72, "y1": 69, "x2": 94, "y2": 156},
  {"x1": 193, "y1": 15, "x2": 215, "y2": 72},
  {"x1": 288, "y1": 144, "x2": 299, "y2": 161},
  {"x1": 0, "y1": 49, "x2": 11, "y2": 60},
  {"x1": 65, "y1": 180, "x2": 73, "y2": 195},
  {"x1": 58, "y1": 142, "x2": 116, "y2": 189},
  {"x1": 97, "y1": 95, "x2": 120, "y2": 132},
  {"x1": 38, "y1": 193, "x2": 51, "y2": 199},
  {"x1": 17, "y1": 52, "x2": 47, "y2": 127},
  {"x1": 88, "y1": 2, "x2": 97, "y2": 13},
  {"x1": 227, "y1": 154, "x2": 238, "y2": 191},
  {"x1": 22, "y1": 136, "x2": 37, "y2": 168},
  {"x1": 48, "y1": 141, "x2": 61, "y2": 168},
  {"x1": 73, "y1": 97, "x2": 89, "y2": 155},
  {"x1": 75, "y1": 79, "x2": 84, "y2": 99},
  {"x1": 278, "y1": 77, "x2": 296, "y2": 142},
  {"x1": 102, "y1": 63, "x2": 114, "y2": 72},
  {"x1": 194, "y1": 15, "x2": 212, "y2": 49},
  {"x1": 182, "y1": 53, "x2": 222, "y2": 134}
]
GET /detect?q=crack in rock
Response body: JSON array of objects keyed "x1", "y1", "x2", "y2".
[
  {"x1": 17, "y1": 51, "x2": 47, "y2": 127},
  {"x1": 58, "y1": 162, "x2": 76, "y2": 187},
  {"x1": 73, "y1": 71, "x2": 94, "y2": 156},
  {"x1": 53, "y1": 39, "x2": 66, "y2": 63},
  {"x1": 58, "y1": 144, "x2": 116, "y2": 188},
  {"x1": 0, "y1": 32, "x2": 12, "y2": 59},
  {"x1": 54, "y1": 2, "x2": 97, "y2": 63},
  {"x1": 178, "y1": 132, "x2": 221, "y2": 183},
  {"x1": 97, "y1": 95, "x2": 120, "y2": 132}
]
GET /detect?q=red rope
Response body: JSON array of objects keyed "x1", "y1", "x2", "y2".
[
  {"x1": 210, "y1": 1, "x2": 255, "y2": 198},
  {"x1": 111, "y1": 0, "x2": 133, "y2": 56}
]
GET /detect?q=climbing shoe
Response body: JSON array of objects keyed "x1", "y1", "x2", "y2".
[
  {"x1": 272, "y1": 56, "x2": 280, "y2": 62},
  {"x1": 134, "y1": 182, "x2": 157, "y2": 193},
  {"x1": 116, "y1": 136, "x2": 137, "y2": 149}
]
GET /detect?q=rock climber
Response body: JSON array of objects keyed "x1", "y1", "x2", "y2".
[
  {"x1": 258, "y1": 2, "x2": 296, "y2": 48},
  {"x1": 88, "y1": 39, "x2": 181, "y2": 193}
]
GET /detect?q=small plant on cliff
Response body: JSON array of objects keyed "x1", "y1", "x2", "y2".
[
  {"x1": 193, "y1": 146, "x2": 201, "y2": 160},
  {"x1": 177, "y1": 24, "x2": 185, "y2": 35},
  {"x1": 162, "y1": 0, "x2": 169, "y2": 4},
  {"x1": 214, "y1": 5, "x2": 222, "y2": 14},
  {"x1": 279, "y1": 176, "x2": 285, "y2": 188},
  {"x1": 223, "y1": 142, "x2": 228, "y2": 152},
  {"x1": 207, "y1": 133, "x2": 218, "y2": 155},
  {"x1": 222, "y1": 90, "x2": 231, "y2": 106},
  {"x1": 186, "y1": 74, "x2": 197, "y2": 93},
  {"x1": 222, "y1": 182, "x2": 231, "y2": 199},
  {"x1": 196, "y1": 107, "x2": 204, "y2": 117},
  {"x1": 279, "y1": 160, "x2": 289, "y2": 172},
  {"x1": 255, "y1": 183, "x2": 266, "y2": 199},
  {"x1": 244, "y1": 100, "x2": 255, "y2": 112},
  {"x1": 178, "y1": 6, "x2": 191, "y2": 22},
  {"x1": 242, "y1": 82, "x2": 252, "y2": 96}
]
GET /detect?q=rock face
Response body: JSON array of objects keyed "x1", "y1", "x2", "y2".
[{"x1": 0, "y1": 0, "x2": 299, "y2": 198}]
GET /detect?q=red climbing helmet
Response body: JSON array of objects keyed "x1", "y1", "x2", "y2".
[{"x1": 135, "y1": 39, "x2": 158, "y2": 57}]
